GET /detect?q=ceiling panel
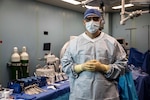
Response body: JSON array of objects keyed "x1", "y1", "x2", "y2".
[{"x1": 36, "y1": 0, "x2": 150, "y2": 13}]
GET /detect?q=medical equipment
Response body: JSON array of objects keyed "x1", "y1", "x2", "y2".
[
  {"x1": 35, "y1": 52, "x2": 68, "y2": 84},
  {"x1": 35, "y1": 65, "x2": 68, "y2": 84},
  {"x1": 120, "y1": 0, "x2": 150, "y2": 25},
  {"x1": 38, "y1": 42, "x2": 60, "y2": 72},
  {"x1": 35, "y1": 41, "x2": 69, "y2": 84},
  {"x1": 43, "y1": 42, "x2": 60, "y2": 72},
  {"x1": 35, "y1": 65, "x2": 55, "y2": 77},
  {"x1": 35, "y1": 55, "x2": 57, "y2": 84},
  {"x1": 117, "y1": 38, "x2": 127, "y2": 47},
  {"x1": 24, "y1": 84, "x2": 46, "y2": 95}
]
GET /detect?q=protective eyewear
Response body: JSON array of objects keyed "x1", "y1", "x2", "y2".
[{"x1": 85, "y1": 17, "x2": 100, "y2": 22}]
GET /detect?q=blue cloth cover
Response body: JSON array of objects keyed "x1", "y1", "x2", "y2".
[
  {"x1": 142, "y1": 50, "x2": 150, "y2": 75},
  {"x1": 118, "y1": 71, "x2": 138, "y2": 100},
  {"x1": 128, "y1": 48, "x2": 144, "y2": 67},
  {"x1": 134, "y1": 75, "x2": 150, "y2": 100},
  {"x1": 12, "y1": 80, "x2": 70, "y2": 100},
  {"x1": 14, "y1": 94, "x2": 36, "y2": 100}
]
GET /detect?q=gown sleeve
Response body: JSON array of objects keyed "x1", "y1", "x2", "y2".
[{"x1": 105, "y1": 41, "x2": 128, "y2": 79}]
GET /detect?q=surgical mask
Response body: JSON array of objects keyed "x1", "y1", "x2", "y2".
[{"x1": 85, "y1": 20, "x2": 100, "y2": 34}]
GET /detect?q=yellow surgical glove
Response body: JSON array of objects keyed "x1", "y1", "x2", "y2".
[
  {"x1": 74, "y1": 61, "x2": 94, "y2": 73},
  {"x1": 74, "y1": 64, "x2": 84, "y2": 73},
  {"x1": 85, "y1": 60, "x2": 110, "y2": 73},
  {"x1": 74, "y1": 60, "x2": 110, "y2": 73}
]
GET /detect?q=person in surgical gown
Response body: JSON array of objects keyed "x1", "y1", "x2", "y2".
[{"x1": 61, "y1": 9, "x2": 128, "y2": 100}]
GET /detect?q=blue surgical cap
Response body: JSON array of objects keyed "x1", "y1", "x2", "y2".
[{"x1": 84, "y1": 9, "x2": 101, "y2": 19}]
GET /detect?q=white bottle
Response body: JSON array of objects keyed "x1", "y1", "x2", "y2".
[
  {"x1": 11, "y1": 47, "x2": 20, "y2": 63},
  {"x1": 20, "y1": 46, "x2": 29, "y2": 66}
]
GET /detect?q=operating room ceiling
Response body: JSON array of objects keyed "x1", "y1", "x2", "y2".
[{"x1": 36, "y1": 0, "x2": 150, "y2": 13}]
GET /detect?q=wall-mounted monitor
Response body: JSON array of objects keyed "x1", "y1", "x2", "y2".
[
  {"x1": 116, "y1": 38, "x2": 126, "y2": 48},
  {"x1": 43, "y1": 43, "x2": 51, "y2": 51}
]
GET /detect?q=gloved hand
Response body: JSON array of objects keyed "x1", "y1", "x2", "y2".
[
  {"x1": 74, "y1": 62, "x2": 91, "y2": 73},
  {"x1": 85, "y1": 60, "x2": 110, "y2": 73},
  {"x1": 74, "y1": 60, "x2": 110, "y2": 73}
]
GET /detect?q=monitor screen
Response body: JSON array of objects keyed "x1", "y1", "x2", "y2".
[
  {"x1": 43, "y1": 43, "x2": 51, "y2": 51},
  {"x1": 117, "y1": 38, "x2": 125, "y2": 45},
  {"x1": 117, "y1": 39, "x2": 124, "y2": 44}
]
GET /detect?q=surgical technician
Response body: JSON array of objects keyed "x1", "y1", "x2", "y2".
[{"x1": 61, "y1": 9, "x2": 127, "y2": 100}]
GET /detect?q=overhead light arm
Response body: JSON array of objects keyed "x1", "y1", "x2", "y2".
[{"x1": 120, "y1": 0, "x2": 150, "y2": 25}]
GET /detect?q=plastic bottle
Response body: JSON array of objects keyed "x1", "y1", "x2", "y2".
[
  {"x1": 10, "y1": 47, "x2": 21, "y2": 79},
  {"x1": 20, "y1": 46, "x2": 29, "y2": 66},
  {"x1": 20, "y1": 46, "x2": 29, "y2": 77},
  {"x1": 11, "y1": 47, "x2": 20, "y2": 63}
]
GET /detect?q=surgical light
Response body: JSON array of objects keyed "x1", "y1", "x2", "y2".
[
  {"x1": 83, "y1": 5, "x2": 100, "y2": 10},
  {"x1": 120, "y1": 0, "x2": 149, "y2": 25},
  {"x1": 61, "y1": 0, "x2": 81, "y2": 5},
  {"x1": 112, "y1": 4, "x2": 134, "y2": 9}
]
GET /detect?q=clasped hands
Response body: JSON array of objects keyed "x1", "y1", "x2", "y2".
[{"x1": 74, "y1": 60, "x2": 110, "y2": 73}]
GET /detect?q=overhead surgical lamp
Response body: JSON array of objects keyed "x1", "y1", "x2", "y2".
[
  {"x1": 120, "y1": 0, "x2": 150, "y2": 25},
  {"x1": 61, "y1": 0, "x2": 81, "y2": 5},
  {"x1": 112, "y1": 4, "x2": 134, "y2": 9}
]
